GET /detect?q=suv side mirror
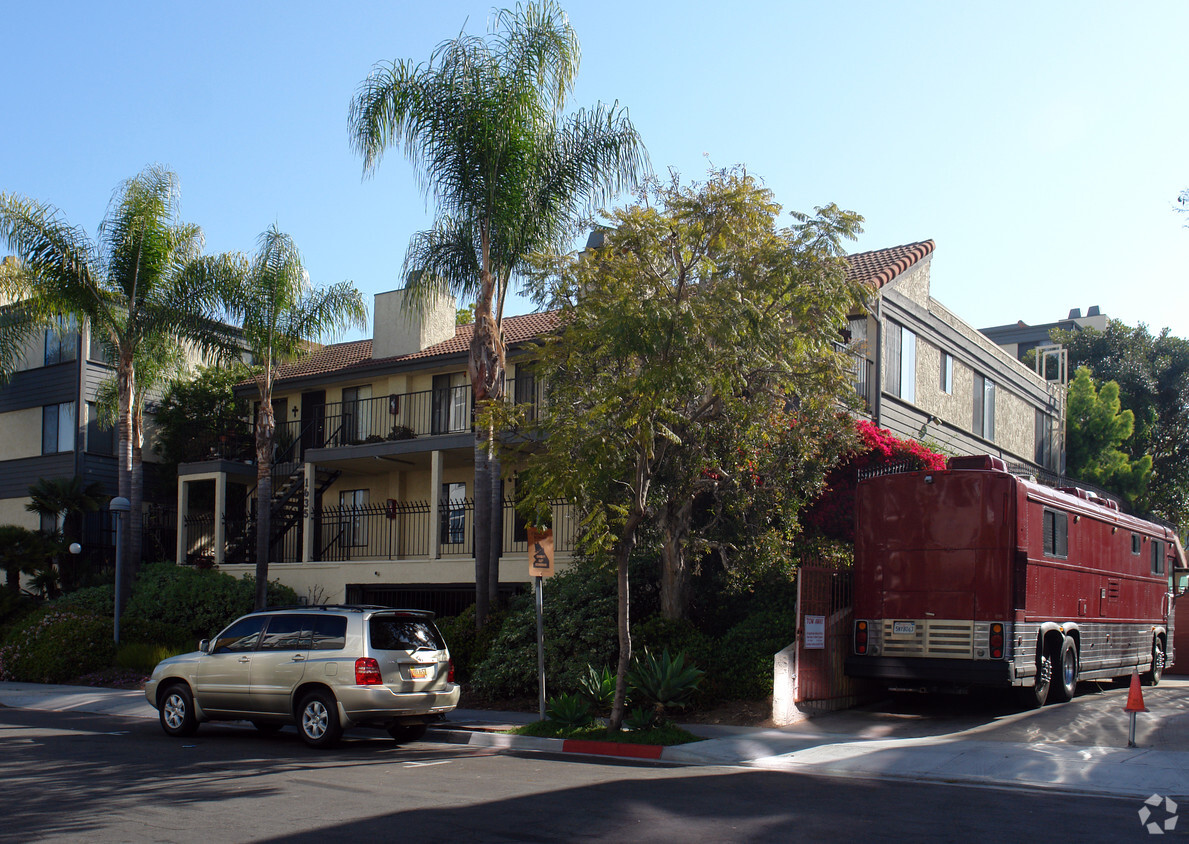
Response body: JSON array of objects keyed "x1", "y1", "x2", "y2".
[
  {"x1": 199, "y1": 639, "x2": 210, "y2": 654},
  {"x1": 1174, "y1": 568, "x2": 1189, "y2": 598}
]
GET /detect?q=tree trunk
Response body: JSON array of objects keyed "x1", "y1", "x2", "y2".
[
  {"x1": 659, "y1": 498, "x2": 694, "y2": 620},
  {"x1": 488, "y1": 446, "x2": 502, "y2": 611},
  {"x1": 129, "y1": 407, "x2": 144, "y2": 585},
  {"x1": 473, "y1": 436, "x2": 491, "y2": 629},
  {"x1": 254, "y1": 398, "x2": 276, "y2": 610},
  {"x1": 116, "y1": 352, "x2": 135, "y2": 609},
  {"x1": 607, "y1": 529, "x2": 638, "y2": 733}
]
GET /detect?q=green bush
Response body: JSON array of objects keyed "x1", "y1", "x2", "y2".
[
  {"x1": 115, "y1": 641, "x2": 186, "y2": 673},
  {"x1": 711, "y1": 606, "x2": 796, "y2": 700},
  {"x1": 577, "y1": 664, "x2": 615, "y2": 715},
  {"x1": 471, "y1": 559, "x2": 617, "y2": 699},
  {"x1": 545, "y1": 692, "x2": 594, "y2": 728},
  {"x1": 0, "y1": 590, "x2": 40, "y2": 639},
  {"x1": 435, "y1": 604, "x2": 505, "y2": 684},
  {"x1": 123, "y1": 562, "x2": 298, "y2": 642},
  {"x1": 626, "y1": 649, "x2": 704, "y2": 718},
  {"x1": 53, "y1": 584, "x2": 115, "y2": 617},
  {"x1": 0, "y1": 609, "x2": 116, "y2": 683}
]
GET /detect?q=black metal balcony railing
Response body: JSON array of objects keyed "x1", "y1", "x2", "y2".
[
  {"x1": 184, "y1": 498, "x2": 576, "y2": 565},
  {"x1": 833, "y1": 343, "x2": 874, "y2": 412}
]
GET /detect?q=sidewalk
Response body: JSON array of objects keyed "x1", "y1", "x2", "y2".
[{"x1": 2, "y1": 681, "x2": 1186, "y2": 799}]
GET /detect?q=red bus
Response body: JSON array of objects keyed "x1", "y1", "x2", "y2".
[{"x1": 846, "y1": 455, "x2": 1185, "y2": 706}]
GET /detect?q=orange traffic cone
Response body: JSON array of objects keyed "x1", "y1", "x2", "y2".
[{"x1": 1125, "y1": 671, "x2": 1148, "y2": 713}]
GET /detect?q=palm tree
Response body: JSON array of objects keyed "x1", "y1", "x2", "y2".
[
  {"x1": 349, "y1": 0, "x2": 647, "y2": 626},
  {"x1": 26, "y1": 475, "x2": 106, "y2": 591},
  {"x1": 0, "y1": 166, "x2": 240, "y2": 604},
  {"x1": 223, "y1": 226, "x2": 366, "y2": 610}
]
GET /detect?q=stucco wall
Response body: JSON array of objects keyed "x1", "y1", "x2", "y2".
[
  {"x1": 1, "y1": 407, "x2": 47, "y2": 460},
  {"x1": 0, "y1": 496, "x2": 38, "y2": 530},
  {"x1": 886, "y1": 259, "x2": 931, "y2": 308}
]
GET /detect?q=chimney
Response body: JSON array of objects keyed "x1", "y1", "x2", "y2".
[
  {"x1": 371, "y1": 287, "x2": 457, "y2": 360},
  {"x1": 1067, "y1": 308, "x2": 1082, "y2": 319},
  {"x1": 1086, "y1": 306, "x2": 1100, "y2": 317}
]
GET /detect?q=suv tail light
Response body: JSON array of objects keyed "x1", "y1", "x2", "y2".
[
  {"x1": 448, "y1": 658, "x2": 455, "y2": 684},
  {"x1": 855, "y1": 620, "x2": 868, "y2": 655},
  {"x1": 355, "y1": 657, "x2": 382, "y2": 685}
]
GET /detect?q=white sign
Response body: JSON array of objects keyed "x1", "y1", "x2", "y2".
[{"x1": 804, "y1": 614, "x2": 825, "y2": 650}]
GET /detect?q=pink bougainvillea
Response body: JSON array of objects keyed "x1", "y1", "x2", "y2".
[{"x1": 803, "y1": 419, "x2": 946, "y2": 543}]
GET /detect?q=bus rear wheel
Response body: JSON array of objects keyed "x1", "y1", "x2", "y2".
[
  {"x1": 1017, "y1": 647, "x2": 1052, "y2": 709},
  {"x1": 1050, "y1": 637, "x2": 1078, "y2": 703}
]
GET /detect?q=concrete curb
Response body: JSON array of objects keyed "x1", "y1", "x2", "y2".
[{"x1": 428, "y1": 727, "x2": 678, "y2": 762}]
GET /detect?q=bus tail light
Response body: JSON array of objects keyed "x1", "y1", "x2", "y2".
[
  {"x1": 990, "y1": 623, "x2": 1005, "y2": 659},
  {"x1": 855, "y1": 620, "x2": 869, "y2": 654}
]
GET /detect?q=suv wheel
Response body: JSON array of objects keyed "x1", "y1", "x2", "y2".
[
  {"x1": 159, "y1": 683, "x2": 199, "y2": 737},
  {"x1": 298, "y1": 690, "x2": 342, "y2": 748}
]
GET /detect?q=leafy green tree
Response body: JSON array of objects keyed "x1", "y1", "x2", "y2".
[
  {"x1": 25, "y1": 476, "x2": 106, "y2": 592},
  {"x1": 152, "y1": 362, "x2": 255, "y2": 469},
  {"x1": 1055, "y1": 321, "x2": 1189, "y2": 526},
  {"x1": 221, "y1": 226, "x2": 366, "y2": 610},
  {"x1": 511, "y1": 169, "x2": 864, "y2": 730},
  {"x1": 1065, "y1": 366, "x2": 1152, "y2": 507},
  {"x1": 349, "y1": 0, "x2": 647, "y2": 628},
  {"x1": 0, "y1": 166, "x2": 240, "y2": 602},
  {"x1": 0, "y1": 525, "x2": 53, "y2": 594}
]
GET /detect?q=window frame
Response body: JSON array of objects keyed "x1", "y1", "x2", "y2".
[
  {"x1": 940, "y1": 352, "x2": 953, "y2": 395},
  {"x1": 42, "y1": 402, "x2": 76, "y2": 455},
  {"x1": 1042, "y1": 508, "x2": 1068, "y2": 559},
  {"x1": 1152, "y1": 539, "x2": 1165, "y2": 576},
  {"x1": 885, "y1": 320, "x2": 916, "y2": 403}
]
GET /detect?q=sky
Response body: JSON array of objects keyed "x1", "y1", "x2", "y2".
[{"x1": 3, "y1": 1, "x2": 1187, "y2": 343}]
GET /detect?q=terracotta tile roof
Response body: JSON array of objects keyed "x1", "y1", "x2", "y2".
[
  {"x1": 845, "y1": 240, "x2": 935, "y2": 289},
  {"x1": 270, "y1": 243, "x2": 931, "y2": 385},
  {"x1": 271, "y1": 310, "x2": 561, "y2": 384}
]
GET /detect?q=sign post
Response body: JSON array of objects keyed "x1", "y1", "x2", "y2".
[{"x1": 528, "y1": 528, "x2": 555, "y2": 720}]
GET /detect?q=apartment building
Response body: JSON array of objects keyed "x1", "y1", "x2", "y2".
[{"x1": 174, "y1": 240, "x2": 1064, "y2": 609}]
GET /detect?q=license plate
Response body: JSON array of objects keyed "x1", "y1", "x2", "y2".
[
  {"x1": 892, "y1": 621, "x2": 916, "y2": 635},
  {"x1": 409, "y1": 666, "x2": 429, "y2": 679}
]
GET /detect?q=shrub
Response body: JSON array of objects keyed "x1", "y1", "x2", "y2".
[
  {"x1": 123, "y1": 562, "x2": 297, "y2": 642},
  {"x1": 545, "y1": 692, "x2": 593, "y2": 728},
  {"x1": 115, "y1": 641, "x2": 186, "y2": 673},
  {"x1": 577, "y1": 664, "x2": 615, "y2": 715},
  {"x1": 0, "y1": 609, "x2": 115, "y2": 683},
  {"x1": 626, "y1": 649, "x2": 704, "y2": 719},
  {"x1": 471, "y1": 559, "x2": 617, "y2": 699},
  {"x1": 53, "y1": 584, "x2": 115, "y2": 617},
  {"x1": 435, "y1": 604, "x2": 504, "y2": 684}
]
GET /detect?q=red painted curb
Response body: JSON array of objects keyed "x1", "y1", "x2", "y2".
[{"x1": 561, "y1": 739, "x2": 664, "y2": 759}]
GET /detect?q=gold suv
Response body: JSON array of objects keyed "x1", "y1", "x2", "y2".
[{"x1": 145, "y1": 605, "x2": 460, "y2": 748}]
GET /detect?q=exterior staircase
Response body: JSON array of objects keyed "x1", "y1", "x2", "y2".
[{"x1": 225, "y1": 463, "x2": 340, "y2": 564}]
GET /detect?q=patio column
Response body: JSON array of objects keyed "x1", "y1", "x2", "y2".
[
  {"x1": 430, "y1": 449, "x2": 443, "y2": 560},
  {"x1": 303, "y1": 461, "x2": 315, "y2": 563},
  {"x1": 175, "y1": 478, "x2": 190, "y2": 566},
  {"x1": 214, "y1": 472, "x2": 227, "y2": 568}
]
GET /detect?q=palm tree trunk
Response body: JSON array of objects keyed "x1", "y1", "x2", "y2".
[
  {"x1": 129, "y1": 408, "x2": 144, "y2": 583},
  {"x1": 116, "y1": 352, "x2": 135, "y2": 608},
  {"x1": 488, "y1": 452, "x2": 502, "y2": 611},
  {"x1": 472, "y1": 437, "x2": 491, "y2": 629},
  {"x1": 254, "y1": 399, "x2": 276, "y2": 610}
]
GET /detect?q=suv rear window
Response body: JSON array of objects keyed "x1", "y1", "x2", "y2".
[{"x1": 369, "y1": 616, "x2": 445, "y2": 651}]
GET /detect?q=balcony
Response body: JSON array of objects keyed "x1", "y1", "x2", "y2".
[{"x1": 181, "y1": 497, "x2": 575, "y2": 565}]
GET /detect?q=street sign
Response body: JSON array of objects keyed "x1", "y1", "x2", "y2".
[
  {"x1": 804, "y1": 614, "x2": 825, "y2": 649},
  {"x1": 527, "y1": 527, "x2": 555, "y2": 578}
]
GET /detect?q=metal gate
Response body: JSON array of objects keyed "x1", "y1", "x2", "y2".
[{"x1": 795, "y1": 565, "x2": 871, "y2": 710}]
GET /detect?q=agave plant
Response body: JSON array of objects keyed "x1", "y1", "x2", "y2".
[
  {"x1": 577, "y1": 664, "x2": 615, "y2": 714},
  {"x1": 627, "y1": 649, "x2": 705, "y2": 720},
  {"x1": 623, "y1": 706, "x2": 660, "y2": 732},
  {"x1": 545, "y1": 693, "x2": 593, "y2": 729}
]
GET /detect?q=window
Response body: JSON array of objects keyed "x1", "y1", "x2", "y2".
[
  {"x1": 309, "y1": 615, "x2": 347, "y2": 651},
  {"x1": 88, "y1": 328, "x2": 112, "y2": 364},
  {"x1": 940, "y1": 352, "x2": 953, "y2": 395},
  {"x1": 973, "y1": 374, "x2": 996, "y2": 440},
  {"x1": 1034, "y1": 410, "x2": 1054, "y2": 469},
  {"x1": 431, "y1": 373, "x2": 469, "y2": 434},
  {"x1": 440, "y1": 482, "x2": 466, "y2": 546},
  {"x1": 44, "y1": 316, "x2": 78, "y2": 366},
  {"x1": 1132, "y1": 533, "x2": 1142, "y2": 556},
  {"x1": 258, "y1": 615, "x2": 309, "y2": 651},
  {"x1": 341, "y1": 385, "x2": 372, "y2": 442},
  {"x1": 211, "y1": 615, "x2": 267, "y2": 654},
  {"x1": 885, "y1": 321, "x2": 916, "y2": 403},
  {"x1": 514, "y1": 367, "x2": 538, "y2": 422},
  {"x1": 369, "y1": 616, "x2": 446, "y2": 652},
  {"x1": 86, "y1": 402, "x2": 115, "y2": 456},
  {"x1": 1152, "y1": 539, "x2": 1165, "y2": 575},
  {"x1": 339, "y1": 489, "x2": 369, "y2": 547},
  {"x1": 42, "y1": 402, "x2": 76, "y2": 454},
  {"x1": 40, "y1": 512, "x2": 61, "y2": 535},
  {"x1": 1043, "y1": 509, "x2": 1068, "y2": 558}
]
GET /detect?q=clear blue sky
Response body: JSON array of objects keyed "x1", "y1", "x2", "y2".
[{"x1": 3, "y1": 1, "x2": 1187, "y2": 341}]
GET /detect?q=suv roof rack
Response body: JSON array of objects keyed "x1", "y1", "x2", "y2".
[{"x1": 264, "y1": 604, "x2": 435, "y2": 617}]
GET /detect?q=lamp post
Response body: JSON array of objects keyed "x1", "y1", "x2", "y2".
[{"x1": 108, "y1": 496, "x2": 130, "y2": 645}]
